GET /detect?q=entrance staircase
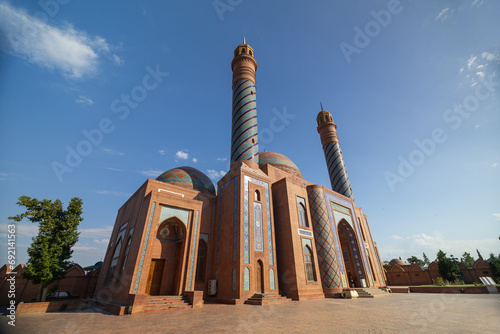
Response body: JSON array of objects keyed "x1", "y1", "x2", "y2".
[
  {"x1": 144, "y1": 295, "x2": 191, "y2": 312},
  {"x1": 244, "y1": 293, "x2": 292, "y2": 305},
  {"x1": 354, "y1": 288, "x2": 392, "y2": 298}
]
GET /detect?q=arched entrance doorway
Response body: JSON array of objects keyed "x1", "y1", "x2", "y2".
[
  {"x1": 256, "y1": 260, "x2": 264, "y2": 293},
  {"x1": 146, "y1": 217, "x2": 187, "y2": 295},
  {"x1": 338, "y1": 219, "x2": 366, "y2": 288}
]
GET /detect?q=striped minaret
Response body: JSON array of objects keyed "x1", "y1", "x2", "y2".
[
  {"x1": 230, "y1": 41, "x2": 259, "y2": 164},
  {"x1": 317, "y1": 109, "x2": 354, "y2": 199}
]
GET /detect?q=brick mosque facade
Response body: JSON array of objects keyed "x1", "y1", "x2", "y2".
[{"x1": 1, "y1": 42, "x2": 389, "y2": 312}]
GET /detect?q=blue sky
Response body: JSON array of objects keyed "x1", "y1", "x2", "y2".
[{"x1": 0, "y1": 0, "x2": 499, "y2": 267}]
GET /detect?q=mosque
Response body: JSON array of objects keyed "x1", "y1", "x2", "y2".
[{"x1": 93, "y1": 41, "x2": 387, "y2": 313}]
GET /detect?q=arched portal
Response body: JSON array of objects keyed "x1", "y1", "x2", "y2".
[
  {"x1": 338, "y1": 219, "x2": 366, "y2": 287},
  {"x1": 146, "y1": 217, "x2": 187, "y2": 296}
]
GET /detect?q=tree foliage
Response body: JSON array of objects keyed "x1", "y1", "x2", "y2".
[
  {"x1": 436, "y1": 249, "x2": 461, "y2": 282},
  {"x1": 489, "y1": 253, "x2": 500, "y2": 280},
  {"x1": 460, "y1": 252, "x2": 475, "y2": 269},
  {"x1": 422, "y1": 252, "x2": 430, "y2": 265},
  {"x1": 407, "y1": 256, "x2": 425, "y2": 266},
  {"x1": 9, "y1": 196, "x2": 82, "y2": 301}
]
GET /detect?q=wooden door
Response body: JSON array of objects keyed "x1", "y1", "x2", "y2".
[
  {"x1": 256, "y1": 261, "x2": 264, "y2": 293},
  {"x1": 146, "y1": 259, "x2": 164, "y2": 295}
]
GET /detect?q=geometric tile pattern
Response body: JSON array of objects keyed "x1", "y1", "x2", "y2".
[
  {"x1": 243, "y1": 175, "x2": 273, "y2": 265},
  {"x1": 270, "y1": 268, "x2": 275, "y2": 290},
  {"x1": 231, "y1": 79, "x2": 258, "y2": 164},
  {"x1": 258, "y1": 151, "x2": 302, "y2": 178},
  {"x1": 134, "y1": 202, "x2": 156, "y2": 293},
  {"x1": 244, "y1": 267, "x2": 250, "y2": 291},
  {"x1": 338, "y1": 219, "x2": 366, "y2": 281},
  {"x1": 216, "y1": 177, "x2": 238, "y2": 264},
  {"x1": 159, "y1": 205, "x2": 190, "y2": 226},
  {"x1": 307, "y1": 190, "x2": 342, "y2": 288},
  {"x1": 322, "y1": 142, "x2": 353, "y2": 199},
  {"x1": 188, "y1": 210, "x2": 199, "y2": 290},
  {"x1": 254, "y1": 202, "x2": 263, "y2": 251},
  {"x1": 157, "y1": 166, "x2": 216, "y2": 195}
]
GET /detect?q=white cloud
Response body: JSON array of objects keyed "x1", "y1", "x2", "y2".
[
  {"x1": 106, "y1": 167, "x2": 124, "y2": 172},
  {"x1": 176, "y1": 150, "x2": 189, "y2": 160},
  {"x1": 93, "y1": 239, "x2": 109, "y2": 245},
  {"x1": 389, "y1": 235, "x2": 403, "y2": 240},
  {"x1": 435, "y1": 8, "x2": 454, "y2": 22},
  {"x1": 492, "y1": 213, "x2": 500, "y2": 220},
  {"x1": 112, "y1": 54, "x2": 123, "y2": 65},
  {"x1": 75, "y1": 95, "x2": 94, "y2": 105},
  {"x1": 95, "y1": 190, "x2": 131, "y2": 197},
  {"x1": 158, "y1": 150, "x2": 166, "y2": 156},
  {"x1": 0, "y1": 2, "x2": 121, "y2": 78},
  {"x1": 192, "y1": 158, "x2": 198, "y2": 163},
  {"x1": 475, "y1": 71, "x2": 485, "y2": 78},
  {"x1": 207, "y1": 169, "x2": 226, "y2": 180},
  {"x1": 467, "y1": 55, "x2": 478, "y2": 70},
  {"x1": 102, "y1": 148, "x2": 125, "y2": 156},
  {"x1": 481, "y1": 52, "x2": 498, "y2": 61},
  {"x1": 138, "y1": 169, "x2": 164, "y2": 178},
  {"x1": 472, "y1": 0, "x2": 487, "y2": 7},
  {"x1": 217, "y1": 157, "x2": 227, "y2": 161},
  {"x1": 79, "y1": 226, "x2": 113, "y2": 239},
  {"x1": 492, "y1": 163, "x2": 498, "y2": 168}
]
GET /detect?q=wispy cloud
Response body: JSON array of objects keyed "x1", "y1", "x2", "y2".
[
  {"x1": 207, "y1": 169, "x2": 226, "y2": 180},
  {"x1": 492, "y1": 213, "x2": 500, "y2": 221},
  {"x1": 95, "y1": 190, "x2": 131, "y2": 197},
  {"x1": 93, "y1": 239, "x2": 109, "y2": 245},
  {"x1": 102, "y1": 148, "x2": 125, "y2": 156},
  {"x1": 192, "y1": 158, "x2": 198, "y2": 163},
  {"x1": 460, "y1": 52, "x2": 499, "y2": 87},
  {"x1": 158, "y1": 150, "x2": 166, "y2": 156},
  {"x1": 492, "y1": 163, "x2": 498, "y2": 168},
  {"x1": 75, "y1": 95, "x2": 94, "y2": 105},
  {"x1": 217, "y1": 157, "x2": 227, "y2": 161},
  {"x1": 79, "y1": 226, "x2": 113, "y2": 239},
  {"x1": 106, "y1": 167, "x2": 124, "y2": 172},
  {"x1": 472, "y1": 0, "x2": 487, "y2": 7},
  {"x1": 176, "y1": 150, "x2": 189, "y2": 160},
  {"x1": 435, "y1": 8, "x2": 454, "y2": 22},
  {"x1": 0, "y1": 2, "x2": 122, "y2": 78},
  {"x1": 138, "y1": 169, "x2": 163, "y2": 178}
]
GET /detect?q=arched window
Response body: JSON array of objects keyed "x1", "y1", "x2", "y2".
[
  {"x1": 242, "y1": 48, "x2": 246, "y2": 54},
  {"x1": 304, "y1": 245, "x2": 317, "y2": 281},
  {"x1": 195, "y1": 240, "x2": 207, "y2": 282},
  {"x1": 298, "y1": 203, "x2": 308, "y2": 227},
  {"x1": 117, "y1": 236, "x2": 132, "y2": 282},
  {"x1": 105, "y1": 237, "x2": 122, "y2": 285},
  {"x1": 255, "y1": 190, "x2": 260, "y2": 202},
  {"x1": 249, "y1": 50, "x2": 253, "y2": 56}
]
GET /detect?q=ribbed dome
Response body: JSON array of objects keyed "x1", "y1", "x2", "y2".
[
  {"x1": 389, "y1": 258, "x2": 407, "y2": 266},
  {"x1": 156, "y1": 167, "x2": 216, "y2": 195},
  {"x1": 258, "y1": 152, "x2": 302, "y2": 178}
]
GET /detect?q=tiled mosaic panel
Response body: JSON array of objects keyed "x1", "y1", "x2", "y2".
[
  {"x1": 308, "y1": 190, "x2": 342, "y2": 288},
  {"x1": 231, "y1": 79, "x2": 258, "y2": 163},
  {"x1": 270, "y1": 268, "x2": 275, "y2": 290},
  {"x1": 134, "y1": 202, "x2": 156, "y2": 293},
  {"x1": 322, "y1": 142, "x2": 353, "y2": 199},
  {"x1": 159, "y1": 205, "x2": 190, "y2": 226},
  {"x1": 188, "y1": 211, "x2": 199, "y2": 290},
  {"x1": 157, "y1": 166, "x2": 216, "y2": 195},
  {"x1": 244, "y1": 267, "x2": 250, "y2": 291},
  {"x1": 254, "y1": 202, "x2": 263, "y2": 251}
]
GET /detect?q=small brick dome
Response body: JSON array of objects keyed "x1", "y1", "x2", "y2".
[
  {"x1": 389, "y1": 258, "x2": 407, "y2": 266},
  {"x1": 258, "y1": 152, "x2": 303, "y2": 178},
  {"x1": 156, "y1": 166, "x2": 216, "y2": 195}
]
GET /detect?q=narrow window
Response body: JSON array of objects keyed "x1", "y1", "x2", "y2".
[
  {"x1": 298, "y1": 203, "x2": 308, "y2": 227},
  {"x1": 105, "y1": 238, "x2": 122, "y2": 285},
  {"x1": 195, "y1": 240, "x2": 207, "y2": 282},
  {"x1": 249, "y1": 50, "x2": 253, "y2": 56},
  {"x1": 304, "y1": 245, "x2": 316, "y2": 281},
  {"x1": 117, "y1": 236, "x2": 132, "y2": 282},
  {"x1": 255, "y1": 190, "x2": 260, "y2": 202}
]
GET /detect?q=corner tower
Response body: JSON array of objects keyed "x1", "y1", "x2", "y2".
[
  {"x1": 231, "y1": 40, "x2": 259, "y2": 164},
  {"x1": 316, "y1": 108, "x2": 354, "y2": 199}
]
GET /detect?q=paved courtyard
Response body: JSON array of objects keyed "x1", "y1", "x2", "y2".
[{"x1": 1, "y1": 294, "x2": 499, "y2": 334}]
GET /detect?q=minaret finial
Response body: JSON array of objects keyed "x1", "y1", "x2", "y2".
[
  {"x1": 243, "y1": 36, "x2": 246, "y2": 44},
  {"x1": 320, "y1": 101, "x2": 324, "y2": 111}
]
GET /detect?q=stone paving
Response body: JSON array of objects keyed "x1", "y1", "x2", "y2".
[{"x1": 1, "y1": 294, "x2": 499, "y2": 333}]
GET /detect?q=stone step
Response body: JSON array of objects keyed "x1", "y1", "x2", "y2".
[
  {"x1": 244, "y1": 293, "x2": 292, "y2": 305},
  {"x1": 144, "y1": 294, "x2": 191, "y2": 312},
  {"x1": 353, "y1": 288, "x2": 392, "y2": 298}
]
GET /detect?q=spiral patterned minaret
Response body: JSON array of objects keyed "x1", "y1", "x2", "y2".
[
  {"x1": 317, "y1": 109, "x2": 354, "y2": 199},
  {"x1": 230, "y1": 41, "x2": 259, "y2": 164}
]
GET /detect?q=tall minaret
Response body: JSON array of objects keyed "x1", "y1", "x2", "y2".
[
  {"x1": 230, "y1": 40, "x2": 259, "y2": 164},
  {"x1": 317, "y1": 107, "x2": 354, "y2": 199}
]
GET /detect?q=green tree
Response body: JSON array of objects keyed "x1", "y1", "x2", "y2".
[
  {"x1": 488, "y1": 253, "x2": 500, "y2": 280},
  {"x1": 477, "y1": 249, "x2": 484, "y2": 260},
  {"x1": 9, "y1": 196, "x2": 82, "y2": 302},
  {"x1": 422, "y1": 252, "x2": 430, "y2": 265},
  {"x1": 407, "y1": 256, "x2": 425, "y2": 266},
  {"x1": 460, "y1": 252, "x2": 475, "y2": 269},
  {"x1": 436, "y1": 250, "x2": 460, "y2": 283}
]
